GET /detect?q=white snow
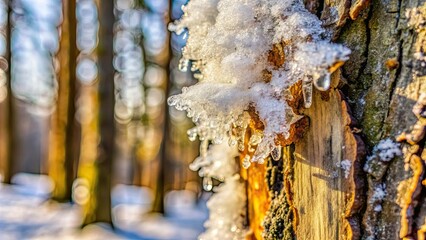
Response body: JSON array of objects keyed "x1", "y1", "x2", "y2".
[
  {"x1": 370, "y1": 184, "x2": 386, "y2": 203},
  {"x1": 369, "y1": 183, "x2": 386, "y2": 212},
  {"x1": 189, "y1": 140, "x2": 247, "y2": 240},
  {"x1": 0, "y1": 174, "x2": 208, "y2": 240},
  {"x1": 199, "y1": 175, "x2": 246, "y2": 240},
  {"x1": 168, "y1": 0, "x2": 350, "y2": 167},
  {"x1": 373, "y1": 204, "x2": 382, "y2": 212},
  {"x1": 189, "y1": 140, "x2": 239, "y2": 183},
  {"x1": 375, "y1": 138, "x2": 402, "y2": 162},
  {"x1": 363, "y1": 138, "x2": 402, "y2": 174},
  {"x1": 336, "y1": 159, "x2": 352, "y2": 179}
]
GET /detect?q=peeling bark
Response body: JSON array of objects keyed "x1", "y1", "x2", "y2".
[{"x1": 245, "y1": 0, "x2": 426, "y2": 239}]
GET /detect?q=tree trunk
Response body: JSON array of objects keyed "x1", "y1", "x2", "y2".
[
  {"x1": 152, "y1": 0, "x2": 173, "y2": 214},
  {"x1": 247, "y1": 0, "x2": 426, "y2": 239},
  {"x1": 81, "y1": 0, "x2": 115, "y2": 225},
  {"x1": 3, "y1": 0, "x2": 14, "y2": 184},
  {"x1": 48, "y1": 0, "x2": 78, "y2": 202}
]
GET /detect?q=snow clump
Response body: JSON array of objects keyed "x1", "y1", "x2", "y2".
[{"x1": 168, "y1": 0, "x2": 351, "y2": 168}]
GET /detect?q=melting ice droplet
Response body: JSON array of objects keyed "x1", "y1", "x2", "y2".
[
  {"x1": 313, "y1": 72, "x2": 331, "y2": 91},
  {"x1": 203, "y1": 177, "x2": 213, "y2": 191}
]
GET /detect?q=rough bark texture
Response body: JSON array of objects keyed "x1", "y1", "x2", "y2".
[{"x1": 246, "y1": 0, "x2": 426, "y2": 239}]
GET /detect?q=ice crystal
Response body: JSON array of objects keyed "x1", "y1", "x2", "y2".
[
  {"x1": 374, "y1": 138, "x2": 402, "y2": 162},
  {"x1": 190, "y1": 140, "x2": 239, "y2": 183},
  {"x1": 336, "y1": 159, "x2": 352, "y2": 179},
  {"x1": 370, "y1": 184, "x2": 386, "y2": 202},
  {"x1": 169, "y1": 0, "x2": 350, "y2": 166},
  {"x1": 369, "y1": 183, "x2": 386, "y2": 213}
]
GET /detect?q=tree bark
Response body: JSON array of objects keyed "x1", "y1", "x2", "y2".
[
  {"x1": 152, "y1": 0, "x2": 173, "y2": 214},
  {"x1": 246, "y1": 0, "x2": 426, "y2": 239},
  {"x1": 3, "y1": 0, "x2": 15, "y2": 184},
  {"x1": 81, "y1": 0, "x2": 115, "y2": 225},
  {"x1": 48, "y1": 0, "x2": 78, "y2": 202}
]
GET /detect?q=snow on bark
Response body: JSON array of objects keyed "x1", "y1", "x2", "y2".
[{"x1": 168, "y1": 0, "x2": 350, "y2": 167}]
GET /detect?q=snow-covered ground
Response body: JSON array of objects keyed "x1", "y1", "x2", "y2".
[{"x1": 0, "y1": 173, "x2": 208, "y2": 240}]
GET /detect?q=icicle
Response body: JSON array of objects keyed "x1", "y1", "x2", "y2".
[
  {"x1": 271, "y1": 146, "x2": 282, "y2": 161},
  {"x1": 285, "y1": 109, "x2": 303, "y2": 125},
  {"x1": 203, "y1": 177, "x2": 213, "y2": 191},
  {"x1": 242, "y1": 155, "x2": 251, "y2": 169},
  {"x1": 200, "y1": 139, "x2": 209, "y2": 158},
  {"x1": 236, "y1": 114, "x2": 249, "y2": 151},
  {"x1": 313, "y1": 71, "x2": 331, "y2": 91},
  {"x1": 302, "y1": 76, "x2": 313, "y2": 108},
  {"x1": 252, "y1": 142, "x2": 271, "y2": 163}
]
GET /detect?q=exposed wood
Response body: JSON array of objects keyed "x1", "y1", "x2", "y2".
[
  {"x1": 292, "y1": 78, "x2": 365, "y2": 240},
  {"x1": 244, "y1": 161, "x2": 270, "y2": 240}
]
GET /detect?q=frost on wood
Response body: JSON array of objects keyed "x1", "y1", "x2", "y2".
[
  {"x1": 168, "y1": 0, "x2": 350, "y2": 167},
  {"x1": 191, "y1": 141, "x2": 247, "y2": 240},
  {"x1": 362, "y1": 138, "x2": 401, "y2": 239},
  {"x1": 363, "y1": 138, "x2": 402, "y2": 176},
  {"x1": 335, "y1": 159, "x2": 352, "y2": 179},
  {"x1": 369, "y1": 183, "x2": 386, "y2": 212}
]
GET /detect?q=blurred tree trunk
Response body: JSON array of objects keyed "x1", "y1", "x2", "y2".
[
  {"x1": 245, "y1": 0, "x2": 426, "y2": 239},
  {"x1": 152, "y1": 0, "x2": 173, "y2": 214},
  {"x1": 48, "y1": 0, "x2": 78, "y2": 202},
  {"x1": 81, "y1": 0, "x2": 115, "y2": 225},
  {"x1": 3, "y1": 0, "x2": 15, "y2": 184}
]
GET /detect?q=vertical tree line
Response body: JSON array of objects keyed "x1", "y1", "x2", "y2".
[
  {"x1": 3, "y1": 0, "x2": 14, "y2": 184},
  {"x1": 152, "y1": 0, "x2": 173, "y2": 214},
  {"x1": 81, "y1": 0, "x2": 115, "y2": 225},
  {"x1": 48, "y1": 0, "x2": 78, "y2": 202},
  {"x1": 0, "y1": 0, "x2": 194, "y2": 228}
]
